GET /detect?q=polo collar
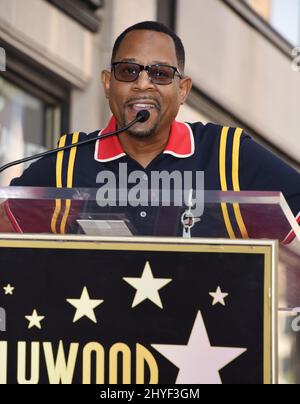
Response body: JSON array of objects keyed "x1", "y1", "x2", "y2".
[{"x1": 94, "y1": 116, "x2": 195, "y2": 163}]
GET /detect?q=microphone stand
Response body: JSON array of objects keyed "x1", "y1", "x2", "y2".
[{"x1": 0, "y1": 110, "x2": 150, "y2": 175}]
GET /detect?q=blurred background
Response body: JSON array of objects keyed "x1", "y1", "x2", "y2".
[{"x1": 0, "y1": 0, "x2": 300, "y2": 184}]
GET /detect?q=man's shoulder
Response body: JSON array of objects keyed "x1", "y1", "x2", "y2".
[
  {"x1": 187, "y1": 121, "x2": 223, "y2": 133},
  {"x1": 186, "y1": 121, "x2": 249, "y2": 144}
]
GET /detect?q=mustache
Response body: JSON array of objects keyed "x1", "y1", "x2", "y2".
[{"x1": 124, "y1": 97, "x2": 161, "y2": 110}]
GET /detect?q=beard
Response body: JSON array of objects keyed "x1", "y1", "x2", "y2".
[
  {"x1": 121, "y1": 110, "x2": 161, "y2": 139},
  {"x1": 127, "y1": 122, "x2": 160, "y2": 139}
]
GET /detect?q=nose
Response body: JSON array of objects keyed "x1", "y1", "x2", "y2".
[{"x1": 133, "y1": 70, "x2": 155, "y2": 91}]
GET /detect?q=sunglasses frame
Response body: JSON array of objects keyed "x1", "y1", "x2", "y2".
[{"x1": 111, "y1": 62, "x2": 183, "y2": 85}]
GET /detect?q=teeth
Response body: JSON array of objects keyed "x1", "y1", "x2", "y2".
[{"x1": 133, "y1": 104, "x2": 155, "y2": 109}]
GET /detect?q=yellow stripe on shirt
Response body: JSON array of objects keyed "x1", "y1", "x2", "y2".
[
  {"x1": 232, "y1": 128, "x2": 249, "y2": 239},
  {"x1": 51, "y1": 134, "x2": 67, "y2": 234},
  {"x1": 219, "y1": 126, "x2": 236, "y2": 239},
  {"x1": 60, "y1": 132, "x2": 80, "y2": 234}
]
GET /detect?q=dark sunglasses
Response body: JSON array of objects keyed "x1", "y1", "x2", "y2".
[{"x1": 111, "y1": 62, "x2": 182, "y2": 85}]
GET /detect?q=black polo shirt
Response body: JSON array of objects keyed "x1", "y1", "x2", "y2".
[{"x1": 9, "y1": 117, "x2": 300, "y2": 241}]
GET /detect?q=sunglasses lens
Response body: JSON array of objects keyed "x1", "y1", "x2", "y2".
[
  {"x1": 113, "y1": 63, "x2": 177, "y2": 85},
  {"x1": 148, "y1": 66, "x2": 175, "y2": 84},
  {"x1": 114, "y1": 63, "x2": 140, "y2": 82}
]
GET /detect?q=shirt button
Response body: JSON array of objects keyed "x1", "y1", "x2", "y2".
[
  {"x1": 140, "y1": 211, "x2": 147, "y2": 218},
  {"x1": 143, "y1": 174, "x2": 148, "y2": 181}
]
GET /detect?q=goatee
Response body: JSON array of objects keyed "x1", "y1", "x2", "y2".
[
  {"x1": 127, "y1": 122, "x2": 159, "y2": 139},
  {"x1": 122, "y1": 112, "x2": 159, "y2": 139}
]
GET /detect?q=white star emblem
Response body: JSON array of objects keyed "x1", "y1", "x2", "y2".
[
  {"x1": 123, "y1": 261, "x2": 172, "y2": 309},
  {"x1": 66, "y1": 286, "x2": 104, "y2": 323},
  {"x1": 152, "y1": 311, "x2": 247, "y2": 384},
  {"x1": 25, "y1": 310, "x2": 45, "y2": 329},
  {"x1": 209, "y1": 286, "x2": 229, "y2": 306},
  {"x1": 3, "y1": 284, "x2": 15, "y2": 295}
]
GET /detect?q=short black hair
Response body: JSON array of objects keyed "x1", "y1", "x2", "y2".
[{"x1": 111, "y1": 21, "x2": 185, "y2": 71}]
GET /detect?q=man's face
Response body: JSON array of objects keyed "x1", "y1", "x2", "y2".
[{"x1": 102, "y1": 30, "x2": 192, "y2": 138}]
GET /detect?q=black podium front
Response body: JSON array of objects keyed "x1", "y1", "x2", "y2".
[{"x1": 0, "y1": 187, "x2": 299, "y2": 384}]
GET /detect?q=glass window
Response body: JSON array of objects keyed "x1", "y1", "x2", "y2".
[
  {"x1": 246, "y1": 0, "x2": 300, "y2": 45},
  {"x1": 0, "y1": 77, "x2": 61, "y2": 186}
]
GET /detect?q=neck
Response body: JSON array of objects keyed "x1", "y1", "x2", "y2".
[{"x1": 118, "y1": 126, "x2": 171, "y2": 168}]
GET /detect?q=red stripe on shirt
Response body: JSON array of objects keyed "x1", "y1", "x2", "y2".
[{"x1": 4, "y1": 200, "x2": 22, "y2": 233}]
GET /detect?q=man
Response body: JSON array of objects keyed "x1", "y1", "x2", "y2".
[{"x1": 2, "y1": 21, "x2": 300, "y2": 241}]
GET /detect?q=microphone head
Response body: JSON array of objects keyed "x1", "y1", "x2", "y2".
[{"x1": 136, "y1": 110, "x2": 150, "y2": 123}]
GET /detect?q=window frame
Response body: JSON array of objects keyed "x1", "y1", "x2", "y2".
[
  {"x1": 222, "y1": 0, "x2": 294, "y2": 60},
  {"x1": 46, "y1": 0, "x2": 104, "y2": 33},
  {"x1": 0, "y1": 40, "x2": 71, "y2": 149},
  {"x1": 157, "y1": 0, "x2": 177, "y2": 30}
]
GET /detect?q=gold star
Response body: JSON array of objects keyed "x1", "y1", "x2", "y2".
[
  {"x1": 123, "y1": 261, "x2": 172, "y2": 309},
  {"x1": 66, "y1": 287, "x2": 104, "y2": 323},
  {"x1": 209, "y1": 287, "x2": 229, "y2": 306},
  {"x1": 25, "y1": 310, "x2": 45, "y2": 329},
  {"x1": 3, "y1": 284, "x2": 15, "y2": 295}
]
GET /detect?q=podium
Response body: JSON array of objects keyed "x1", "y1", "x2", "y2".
[{"x1": 0, "y1": 187, "x2": 299, "y2": 384}]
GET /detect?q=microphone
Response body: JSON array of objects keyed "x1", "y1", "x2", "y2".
[
  {"x1": 135, "y1": 110, "x2": 150, "y2": 123},
  {"x1": 0, "y1": 110, "x2": 150, "y2": 175}
]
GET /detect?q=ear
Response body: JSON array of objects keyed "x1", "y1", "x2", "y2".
[
  {"x1": 101, "y1": 70, "x2": 111, "y2": 99},
  {"x1": 179, "y1": 76, "x2": 193, "y2": 105}
]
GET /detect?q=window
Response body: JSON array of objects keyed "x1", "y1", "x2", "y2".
[
  {"x1": 245, "y1": 0, "x2": 300, "y2": 45},
  {"x1": 0, "y1": 77, "x2": 62, "y2": 186},
  {"x1": 0, "y1": 42, "x2": 70, "y2": 186}
]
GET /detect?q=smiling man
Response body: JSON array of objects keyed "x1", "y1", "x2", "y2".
[
  {"x1": 101, "y1": 26, "x2": 192, "y2": 168},
  {"x1": 2, "y1": 21, "x2": 300, "y2": 241}
]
